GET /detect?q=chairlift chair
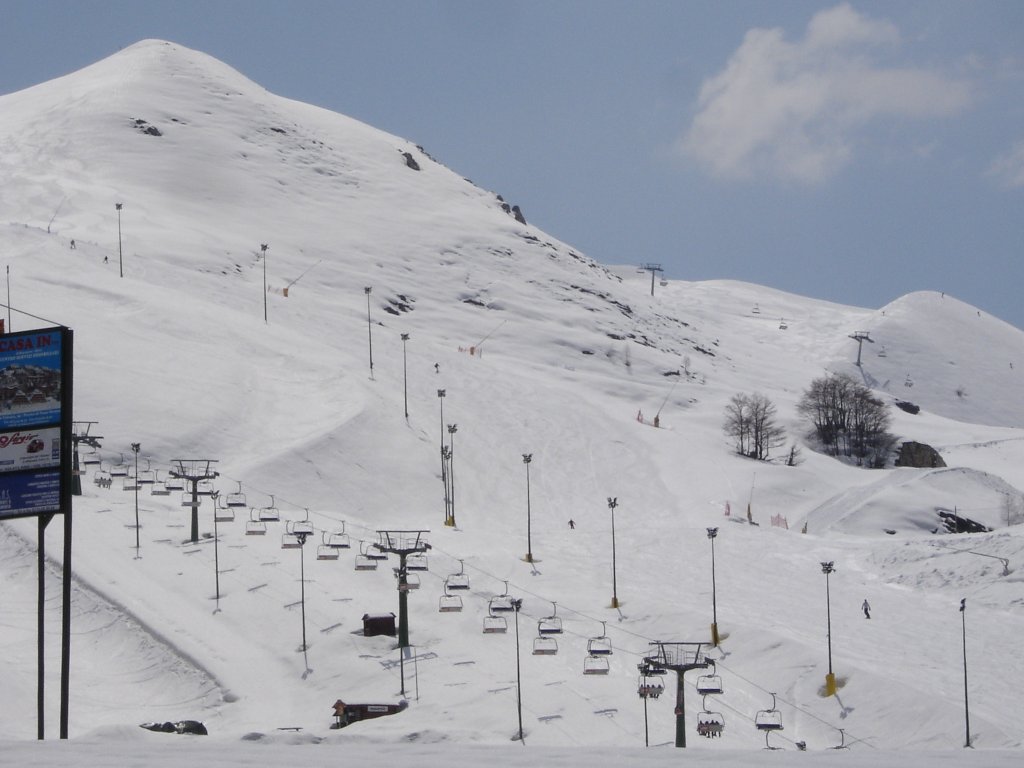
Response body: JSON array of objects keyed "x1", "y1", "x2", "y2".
[
  {"x1": 196, "y1": 479, "x2": 216, "y2": 496},
  {"x1": 355, "y1": 542, "x2": 379, "y2": 570},
  {"x1": 93, "y1": 471, "x2": 111, "y2": 486},
  {"x1": 587, "y1": 621, "x2": 612, "y2": 656},
  {"x1": 82, "y1": 450, "x2": 101, "y2": 465},
  {"x1": 214, "y1": 499, "x2": 235, "y2": 523},
  {"x1": 532, "y1": 635, "x2": 558, "y2": 655},
  {"x1": 150, "y1": 481, "x2": 169, "y2": 496},
  {"x1": 537, "y1": 602, "x2": 563, "y2": 635},
  {"x1": 696, "y1": 668, "x2": 723, "y2": 695},
  {"x1": 323, "y1": 529, "x2": 351, "y2": 549},
  {"x1": 165, "y1": 476, "x2": 185, "y2": 491},
  {"x1": 755, "y1": 693, "x2": 784, "y2": 732},
  {"x1": 488, "y1": 581, "x2": 514, "y2": 612},
  {"x1": 396, "y1": 569, "x2": 421, "y2": 591},
  {"x1": 583, "y1": 654, "x2": 610, "y2": 675},
  {"x1": 110, "y1": 463, "x2": 129, "y2": 478},
  {"x1": 407, "y1": 553, "x2": 428, "y2": 571},
  {"x1": 288, "y1": 516, "x2": 314, "y2": 536},
  {"x1": 637, "y1": 673, "x2": 664, "y2": 699},
  {"x1": 444, "y1": 560, "x2": 470, "y2": 591},
  {"x1": 258, "y1": 496, "x2": 280, "y2": 522},
  {"x1": 245, "y1": 509, "x2": 267, "y2": 536},
  {"x1": 137, "y1": 460, "x2": 156, "y2": 484},
  {"x1": 225, "y1": 482, "x2": 248, "y2": 508},
  {"x1": 122, "y1": 477, "x2": 140, "y2": 491},
  {"x1": 281, "y1": 532, "x2": 302, "y2": 549},
  {"x1": 439, "y1": 591, "x2": 463, "y2": 613},
  {"x1": 482, "y1": 614, "x2": 507, "y2": 633},
  {"x1": 697, "y1": 708, "x2": 725, "y2": 739},
  {"x1": 778, "y1": 318, "x2": 788, "y2": 330},
  {"x1": 316, "y1": 542, "x2": 340, "y2": 560},
  {"x1": 360, "y1": 540, "x2": 388, "y2": 561},
  {"x1": 181, "y1": 491, "x2": 200, "y2": 508}
]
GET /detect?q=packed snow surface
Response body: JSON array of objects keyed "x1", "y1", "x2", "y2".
[{"x1": 2, "y1": 40, "x2": 1023, "y2": 767}]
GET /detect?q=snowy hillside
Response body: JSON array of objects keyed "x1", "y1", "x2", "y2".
[{"x1": 2, "y1": 40, "x2": 1023, "y2": 765}]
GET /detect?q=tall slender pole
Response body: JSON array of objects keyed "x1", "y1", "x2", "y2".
[
  {"x1": 115, "y1": 203, "x2": 123, "y2": 278},
  {"x1": 297, "y1": 532, "x2": 308, "y2": 652},
  {"x1": 260, "y1": 244, "x2": 268, "y2": 323},
  {"x1": 212, "y1": 492, "x2": 221, "y2": 608},
  {"x1": 365, "y1": 287, "x2": 374, "y2": 377},
  {"x1": 523, "y1": 454, "x2": 533, "y2": 562},
  {"x1": 513, "y1": 598, "x2": 524, "y2": 744},
  {"x1": 131, "y1": 443, "x2": 141, "y2": 554},
  {"x1": 6, "y1": 264, "x2": 11, "y2": 331},
  {"x1": 822, "y1": 561, "x2": 836, "y2": 696},
  {"x1": 961, "y1": 598, "x2": 971, "y2": 747},
  {"x1": 401, "y1": 333, "x2": 410, "y2": 418},
  {"x1": 608, "y1": 497, "x2": 619, "y2": 608},
  {"x1": 38, "y1": 515, "x2": 46, "y2": 739},
  {"x1": 447, "y1": 424, "x2": 458, "y2": 527},
  {"x1": 707, "y1": 527, "x2": 719, "y2": 645}
]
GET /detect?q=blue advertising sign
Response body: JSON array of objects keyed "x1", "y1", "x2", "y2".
[{"x1": 0, "y1": 327, "x2": 70, "y2": 519}]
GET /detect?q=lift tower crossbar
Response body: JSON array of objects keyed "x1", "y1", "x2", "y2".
[
  {"x1": 169, "y1": 459, "x2": 219, "y2": 543},
  {"x1": 643, "y1": 642, "x2": 711, "y2": 748}
]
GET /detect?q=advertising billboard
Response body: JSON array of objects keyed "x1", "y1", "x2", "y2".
[{"x1": 0, "y1": 327, "x2": 71, "y2": 519}]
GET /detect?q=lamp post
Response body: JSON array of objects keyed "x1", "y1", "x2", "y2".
[
  {"x1": 401, "y1": 333, "x2": 410, "y2": 419},
  {"x1": 211, "y1": 491, "x2": 222, "y2": 609},
  {"x1": 523, "y1": 454, "x2": 534, "y2": 563},
  {"x1": 821, "y1": 561, "x2": 836, "y2": 696},
  {"x1": 707, "y1": 527, "x2": 719, "y2": 646},
  {"x1": 115, "y1": 203, "x2": 123, "y2": 278},
  {"x1": 260, "y1": 244, "x2": 268, "y2": 323},
  {"x1": 296, "y1": 531, "x2": 309, "y2": 653},
  {"x1": 437, "y1": 390, "x2": 448, "y2": 523},
  {"x1": 961, "y1": 598, "x2": 971, "y2": 748},
  {"x1": 364, "y1": 286, "x2": 374, "y2": 377},
  {"x1": 608, "y1": 497, "x2": 620, "y2": 608},
  {"x1": 512, "y1": 597, "x2": 525, "y2": 744},
  {"x1": 447, "y1": 424, "x2": 458, "y2": 527},
  {"x1": 131, "y1": 443, "x2": 140, "y2": 554}
]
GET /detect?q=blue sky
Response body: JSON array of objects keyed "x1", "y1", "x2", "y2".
[{"x1": 3, "y1": 1, "x2": 1023, "y2": 329}]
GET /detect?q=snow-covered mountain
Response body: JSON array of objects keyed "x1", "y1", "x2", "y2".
[{"x1": 2, "y1": 40, "x2": 1023, "y2": 765}]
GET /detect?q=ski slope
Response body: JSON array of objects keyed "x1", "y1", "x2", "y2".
[{"x1": 1, "y1": 40, "x2": 1023, "y2": 766}]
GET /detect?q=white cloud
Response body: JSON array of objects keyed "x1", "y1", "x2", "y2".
[
  {"x1": 989, "y1": 140, "x2": 1024, "y2": 188},
  {"x1": 680, "y1": 3, "x2": 972, "y2": 183}
]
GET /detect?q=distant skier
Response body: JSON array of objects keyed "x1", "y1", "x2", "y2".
[
  {"x1": 568, "y1": 519, "x2": 575, "y2": 530},
  {"x1": 69, "y1": 239, "x2": 76, "y2": 249},
  {"x1": 862, "y1": 599, "x2": 871, "y2": 619},
  {"x1": 434, "y1": 363, "x2": 440, "y2": 374}
]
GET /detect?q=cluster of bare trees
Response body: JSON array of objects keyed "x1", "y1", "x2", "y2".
[
  {"x1": 797, "y1": 373, "x2": 896, "y2": 467},
  {"x1": 723, "y1": 392, "x2": 786, "y2": 461}
]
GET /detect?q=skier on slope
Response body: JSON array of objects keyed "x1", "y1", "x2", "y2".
[{"x1": 862, "y1": 599, "x2": 871, "y2": 619}]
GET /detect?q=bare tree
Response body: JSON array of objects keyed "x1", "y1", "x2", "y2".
[
  {"x1": 724, "y1": 392, "x2": 786, "y2": 460},
  {"x1": 798, "y1": 373, "x2": 895, "y2": 466}
]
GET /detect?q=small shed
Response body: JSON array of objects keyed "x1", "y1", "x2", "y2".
[
  {"x1": 361, "y1": 612, "x2": 396, "y2": 637},
  {"x1": 332, "y1": 699, "x2": 407, "y2": 729}
]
